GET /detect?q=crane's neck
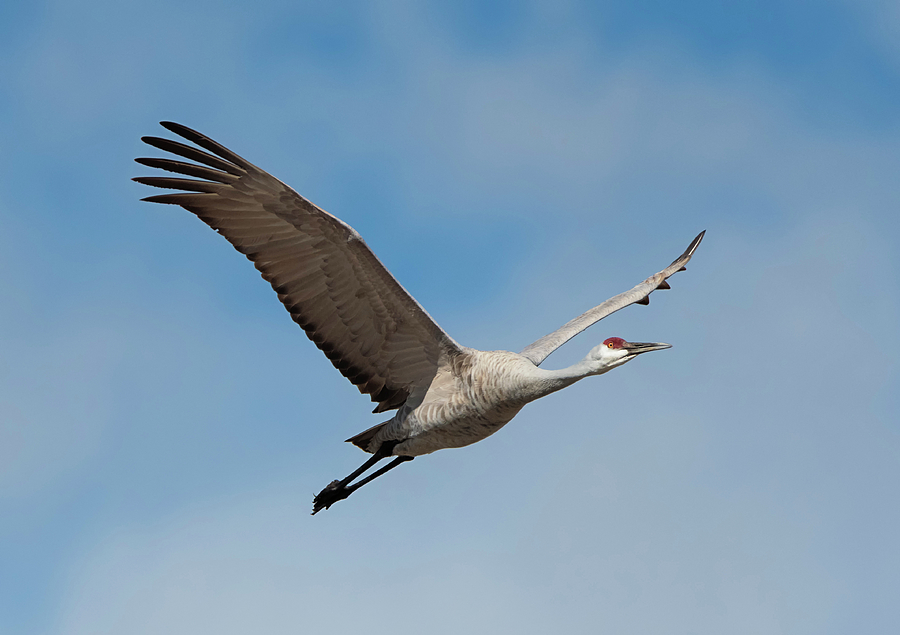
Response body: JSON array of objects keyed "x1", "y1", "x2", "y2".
[
  {"x1": 521, "y1": 357, "x2": 610, "y2": 402},
  {"x1": 461, "y1": 350, "x2": 619, "y2": 408}
]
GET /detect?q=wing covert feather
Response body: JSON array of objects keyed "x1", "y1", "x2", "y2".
[{"x1": 135, "y1": 122, "x2": 461, "y2": 412}]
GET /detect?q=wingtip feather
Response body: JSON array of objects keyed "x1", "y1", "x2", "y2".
[
  {"x1": 154, "y1": 121, "x2": 253, "y2": 169},
  {"x1": 159, "y1": 121, "x2": 190, "y2": 135},
  {"x1": 687, "y1": 230, "x2": 706, "y2": 256}
]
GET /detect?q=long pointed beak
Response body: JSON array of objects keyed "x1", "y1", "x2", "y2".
[{"x1": 623, "y1": 341, "x2": 672, "y2": 356}]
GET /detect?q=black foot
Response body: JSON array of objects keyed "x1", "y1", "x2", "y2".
[{"x1": 312, "y1": 480, "x2": 352, "y2": 515}]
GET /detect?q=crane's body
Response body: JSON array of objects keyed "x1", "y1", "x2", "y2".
[
  {"x1": 361, "y1": 349, "x2": 560, "y2": 456},
  {"x1": 362, "y1": 349, "x2": 532, "y2": 456},
  {"x1": 134, "y1": 122, "x2": 704, "y2": 514}
]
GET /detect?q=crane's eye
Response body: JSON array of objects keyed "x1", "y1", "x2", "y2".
[{"x1": 607, "y1": 342, "x2": 614, "y2": 348}]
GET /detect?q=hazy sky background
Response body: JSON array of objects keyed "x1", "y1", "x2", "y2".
[{"x1": 1, "y1": 1, "x2": 898, "y2": 633}]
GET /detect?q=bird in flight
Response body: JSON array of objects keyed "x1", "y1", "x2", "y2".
[{"x1": 134, "y1": 122, "x2": 705, "y2": 514}]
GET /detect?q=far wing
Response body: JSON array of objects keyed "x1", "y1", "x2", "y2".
[
  {"x1": 519, "y1": 231, "x2": 705, "y2": 366},
  {"x1": 134, "y1": 122, "x2": 462, "y2": 412}
]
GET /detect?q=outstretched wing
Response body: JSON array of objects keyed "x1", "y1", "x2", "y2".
[
  {"x1": 519, "y1": 231, "x2": 705, "y2": 366},
  {"x1": 134, "y1": 121, "x2": 462, "y2": 412}
]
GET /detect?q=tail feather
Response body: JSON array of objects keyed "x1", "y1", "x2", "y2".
[{"x1": 345, "y1": 422, "x2": 389, "y2": 452}]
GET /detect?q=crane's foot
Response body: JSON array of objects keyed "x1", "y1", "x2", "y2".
[
  {"x1": 312, "y1": 480, "x2": 352, "y2": 515},
  {"x1": 311, "y1": 449, "x2": 414, "y2": 515}
]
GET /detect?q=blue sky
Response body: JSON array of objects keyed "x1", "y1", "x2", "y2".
[{"x1": 1, "y1": 0, "x2": 898, "y2": 633}]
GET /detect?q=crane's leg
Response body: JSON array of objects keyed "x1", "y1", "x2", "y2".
[{"x1": 312, "y1": 442, "x2": 414, "y2": 515}]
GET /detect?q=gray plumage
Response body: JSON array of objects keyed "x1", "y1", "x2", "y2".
[{"x1": 134, "y1": 122, "x2": 704, "y2": 513}]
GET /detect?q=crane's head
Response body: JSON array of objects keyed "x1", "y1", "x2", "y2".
[{"x1": 587, "y1": 337, "x2": 672, "y2": 373}]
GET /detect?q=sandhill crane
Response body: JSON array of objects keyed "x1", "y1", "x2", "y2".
[{"x1": 134, "y1": 122, "x2": 705, "y2": 514}]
